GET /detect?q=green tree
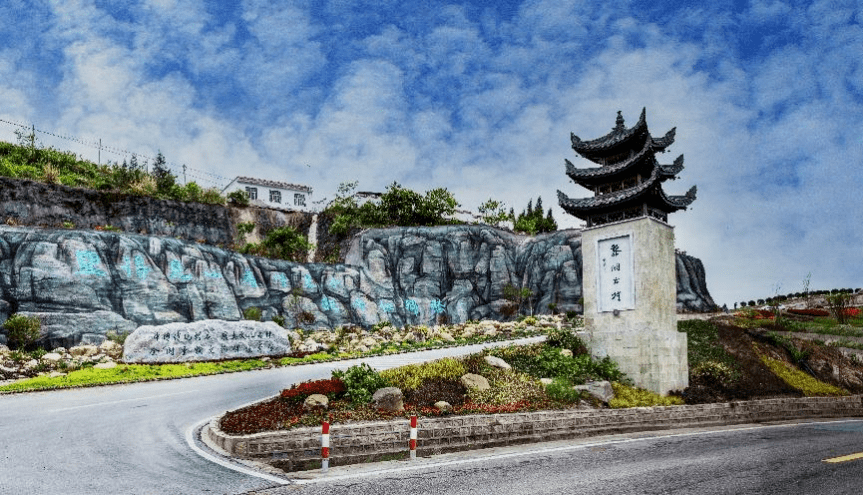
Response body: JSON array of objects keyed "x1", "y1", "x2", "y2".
[
  {"x1": 150, "y1": 151, "x2": 176, "y2": 196},
  {"x1": 513, "y1": 196, "x2": 557, "y2": 235},
  {"x1": 478, "y1": 198, "x2": 512, "y2": 226}
]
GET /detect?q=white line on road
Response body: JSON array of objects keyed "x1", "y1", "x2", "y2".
[{"x1": 51, "y1": 389, "x2": 199, "y2": 412}]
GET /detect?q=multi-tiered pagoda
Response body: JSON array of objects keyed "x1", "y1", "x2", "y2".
[{"x1": 557, "y1": 108, "x2": 696, "y2": 227}]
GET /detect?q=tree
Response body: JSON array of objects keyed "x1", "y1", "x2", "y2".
[
  {"x1": 150, "y1": 151, "x2": 176, "y2": 196},
  {"x1": 478, "y1": 198, "x2": 511, "y2": 226},
  {"x1": 513, "y1": 196, "x2": 557, "y2": 235}
]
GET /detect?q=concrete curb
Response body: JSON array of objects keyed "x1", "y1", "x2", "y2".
[{"x1": 207, "y1": 394, "x2": 863, "y2": 472}]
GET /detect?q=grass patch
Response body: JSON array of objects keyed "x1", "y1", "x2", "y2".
[
  {"x1": 827, "y1": 340, "x2": 863, "y2": 351},
  {"x1": 758, "y1": 355, "x2": 848, "y2": 396},
  {"x1": 0, "y1": 360, "x2": 267, "y2": 392},
  {"x1": 677, "y1": 319, "x2": 742, "y2": 384},
  {"x1": 608, "y1": 382, "x2": 685, "y2": 408}
]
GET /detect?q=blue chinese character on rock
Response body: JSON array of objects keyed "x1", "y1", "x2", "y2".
[
  {"x1": 321, "y1": 296, "x2": 339, "y2": 314},
  {"x1": 271, "y1": 272, "x2": 289, "y2": 288},
  {"x1": 327, "y1": 277, "x2": 343, "y2": 291},
  {"x1": 75, "y1": 250, "x2": 107, "y2": 277},
  {"x1": 241, "y1": 269, "x2": 258, "y2": 288},
  {"x1": 134, "y1": 255, "x2": 150, "y2": 279},
  {"x1": 203, "y1": 269, "x2": 222, "y2": 279},
  {"x1": 404, "y1": 299, "x2": 420, "y2": 316},
  {"x1": 379, "y1": 301, "x2": 395, "y2": 313},
  {"x1": 303, "y1": 273, "x2": 316, "y2": 291},
  {"x1": 351, "y1": 298, "x2": 367, "y2": 312},
  {"x1": 430, "y1": 299, "x2": 446, "y2": 314},
  {"x1": 169, "y1": 259, "x2": 193, "y2": 282}
]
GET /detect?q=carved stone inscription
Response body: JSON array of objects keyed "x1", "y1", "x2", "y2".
[
  {"x1": 123, "y1": 320, "x2": 295, "y2": 363},
  {"x1": 596, "y1": 234, "x2": 634, "y2": 312}
]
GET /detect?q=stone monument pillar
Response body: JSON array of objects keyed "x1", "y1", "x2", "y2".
[
  {"x1": 557, "y1": 108, "x2": 696, "y2": 394},
  {"x1": 581, "y1": 217, "x2": 687, "y2": 394}
]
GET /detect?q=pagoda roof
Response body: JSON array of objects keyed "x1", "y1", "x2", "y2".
[
  {"x1": 556, "y1": 166, "x2": 696, "y2": 220},
  {"x1": 658, "y1": 155, "x2": 685, "y2": 178},
  {"x1": 570, "y1": 108, "x2": 676, "y2": 163},
  {"x1": 565, "y1": 129, "x2": 685, "y2": 186}
]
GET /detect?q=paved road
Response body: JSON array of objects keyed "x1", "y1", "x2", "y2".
[
  {"x1": 244, "y1": 420, "x2": 863, "y2": 495},
  {"x1": 0, "y1": 338, "x2": 541, "y2": 495}
]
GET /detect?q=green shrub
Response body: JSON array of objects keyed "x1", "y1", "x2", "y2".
[
  {"x1": 678, "y1": 319, "x2": 742, "y2": 384},
  {"x1": 331, "y1": 363, "x2": 389, "y2": 405},
  {"x1": 380, "y1": 357, "x2": 466, "y2": 391},
  {"x1": 2, "y1": 314, "x2": 42, "y2": 350},
  {"x1": 199, "y1": 187, "x2": 226, "y2": 205},
  {"x1": 243, "y1": 307, "x2": 262, "y2": 321},
  {"x1": 545, "y1": 377, "x2": 582, "y2": 403},
  {"x1": 608, "y1": 382, "x2": 684, "y2": 408},
  {"x1": 105, "y1": 329, "x2": 132, "y2": 345},
  {"x1": 271, "y1": 315, "x2": 285, "y2": 327},
  {"x1": 489, "y1": 344, "x2": 622, "y2": 384},
  {"x1": 544, "y1": 328, "x2": 587, "y2": 354},
  {"x1": 227, "y1": 189, "x2": 250, "y2": 206}
]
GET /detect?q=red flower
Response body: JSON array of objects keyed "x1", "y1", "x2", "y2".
[{"x1": 281, "y1": 378, "x2": 346, "y2": 401}]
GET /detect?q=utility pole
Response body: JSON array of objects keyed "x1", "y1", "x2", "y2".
[
  {"x1": 98, "y1": 138, "x2": 101, "y2": 166},
  {"x1": 183, "y1": 164, "x2": 187, "y2": 185}
]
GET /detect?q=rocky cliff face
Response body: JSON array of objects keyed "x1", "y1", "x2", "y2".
[
  {"x1": 0, "y1": 224, "x2": 714, "y2": 348},
  {"x1": 0, "y1": 176, "x2": 311, "y2": 248}
]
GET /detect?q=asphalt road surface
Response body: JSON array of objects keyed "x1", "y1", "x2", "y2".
[
  {"x1": 3, "y1": 336, "x2": 863, "y2": 495},
  {"x1": 0, "y1": 338, "x2": 542, "y2": 495},
  {"x1": 244, "y1": 420, "x2": 863, "y2": 495}
]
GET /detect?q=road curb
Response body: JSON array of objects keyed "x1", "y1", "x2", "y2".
[{"x1": 206, "y1": 394, "x2": 863, "y2": 472}]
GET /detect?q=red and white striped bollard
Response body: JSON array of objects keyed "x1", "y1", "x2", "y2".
[
  {"x1": 321, "y1": 421, "x2": 330, "y2": 473},
  {"x1": 409, "y1": 415, "x2": 417, "y2": 460}
]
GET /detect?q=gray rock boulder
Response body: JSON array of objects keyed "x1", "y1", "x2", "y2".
[
  {"x1": 574, "y1": 380, "x2": 615, "y2": 403},
  {"x1": 434, "y1": 401, "x2": 453, "y2": 413},
  {"x1": 484, "y1": 355, "x2": 511, "y2": 369},
  {"x1": 303, "y1": 394, "x2": 329, "y2": 412},
  {"x1": 460, "y1": 373, "x2": 490, "y2": 391},
  {"x1": 372, "y1": 387, "x2": 404, "y2": 412}
]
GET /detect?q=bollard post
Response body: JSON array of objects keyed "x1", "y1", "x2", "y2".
[
  {"x1": 409, "y1": 415, "x2": 417, "y2": 460},
  {"x1": 321, "y1": 421, "x2": 330, "y2": 473}
]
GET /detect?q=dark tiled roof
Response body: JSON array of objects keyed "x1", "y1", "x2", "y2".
[
  {"x1": 566, "y1": 137, "x2": 654, "y2": 181},
  {"x1": 233, "y1": 176, "x2": 312, "y2": 193},
  {"x1": 658, "y1": 155, "x2": 685, "y2": 178},
  {"x1": 557, "y1": 166, "x2": 696, "y2": 215},
  {"x1": 651, "y1": 127, "x2": 676, "y2": 150},
  {"x1": 661, "y1": 185, "x2": 697, "y2": 209},
  {"x1": 570, "y1": 108, "x2": 647, "y2": 153}
]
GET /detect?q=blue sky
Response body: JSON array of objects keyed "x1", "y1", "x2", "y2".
[{"x1": 1, "y1": 0, "x2": 861, "y2": 307}]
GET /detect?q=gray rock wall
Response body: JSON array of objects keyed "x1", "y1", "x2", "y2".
[
  {"x1": 0, "y1": 224, "x2": 714, "y2": 349},
  {"x1": 0, "y1": 176, "x2": 311, "y2": 249}
]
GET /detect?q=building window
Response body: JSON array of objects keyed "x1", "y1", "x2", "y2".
[
  {"x1": 294, "y1": 193, "x2": 306, "y2": 207},
  {"x1": 269, "y1": 190, "x2": 281, "y2": 203},
  {"x1": 245, "y1": 186, "x2": 257, "y2": 200}
]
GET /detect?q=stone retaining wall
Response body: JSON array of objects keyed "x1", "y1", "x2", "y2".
[{"x1": 207, "y1": 395, "x2": 863, "y2": 471}]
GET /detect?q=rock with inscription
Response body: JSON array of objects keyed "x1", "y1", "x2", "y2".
[{"x1": 122, "y1": 319, "x2": 294, "y2": 363}]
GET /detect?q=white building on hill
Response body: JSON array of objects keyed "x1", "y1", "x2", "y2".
[{"x1": 221, "y1": 176, "x2": 313, "y2": 211}]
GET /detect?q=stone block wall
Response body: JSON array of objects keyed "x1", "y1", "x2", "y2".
[{"x1": 207, "y1": 395, "x2": 863, "y2": 471}]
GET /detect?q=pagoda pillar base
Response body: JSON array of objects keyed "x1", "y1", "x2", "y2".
[{"x1": 582, "y1": 216, "x2": 688, "y2": 395}]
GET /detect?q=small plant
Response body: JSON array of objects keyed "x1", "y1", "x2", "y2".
[
  {"x1": 331, "y1": 363, "x2": 389, "y2": 405},
  {"x1": 227, "y1": 189, "x2": 250, "y2": 206},
  {"x1": 608, "y1": 382, "x2": 684, "y2": 408},
  {"x1": 826, "y1": 292, "x2": 853, "y2": 324},
  {"x1": 380, "y1": 357, "x2": 466, "y2": 391},
  {"x1": 547, "y1": 303, "x2": 558, "y2": 314},
  {"x1": 105, "y1": 329, "x2": 132, "y2": 345},
  {"x1": 2, "y1": 314, "x2": 42, "y2": 350},
  {"x1": 271, "y1": 315, "x2": 285, "y2": 327},
  {"x1": 62, "y1": 221, "x2": 75, "y2": 229},
  {"x1": 544, "y1": 327, "x2": 588, "y2": 354},
  {"x1": 545, "y1": 377, "x2": 582, "y2": 403},
  {"x1": 243, "y1": 306, "x2": 262, "y2": 321}
]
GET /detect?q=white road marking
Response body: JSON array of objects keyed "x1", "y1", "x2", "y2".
[{"x1": 51, "y1": 389, "x2": 199, "y2": 412}]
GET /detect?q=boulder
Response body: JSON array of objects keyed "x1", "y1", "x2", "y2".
[
  {"x1": 372, "y1": 387, "x2": 404, "y2": 412},
  {"x1": 484, "y1": 355, "x2": 511, "y2": 369},
  {"x1": 69, "y1": 345, "x2": 99, "y2": 358},
  {"x1": 438, "y1": 331, "x2": 456, "y2": 342},
  {"x1": 434, "y1": 401, "x2": 453, "y2": 413},
  {"x1": 93, "y1": 361, "x2": 117, "y2": 370},
  {"x1": 560, "y1": 349, "x2": 573, "y2": 358},
  {"x1": 303, "y1": 394, "x2": 329, "y2": 412},
  {"x1": 573, "y1": 380, "x2": 615, "y2": 403},
  {"x1": 99, "y1": 340, "x2": 124, "y2": 360},
  {"x1": 460, "y1": 373, "x2": 490, "y2": 391},
  {"x1": 0, "y1": 345, "x2": 9, "y2": 355},
  {"x1": 40, "y1": 352, "x2": 63, "y2": 363},
  {"x1": 540, "y1": 378, "x2": 554, "y2": 385}
]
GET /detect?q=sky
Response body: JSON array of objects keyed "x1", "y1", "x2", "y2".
[{"x1": 0, "y1": 0, "x2": 861, "y2": 308}]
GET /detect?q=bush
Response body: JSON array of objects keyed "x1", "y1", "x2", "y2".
[
  {"x1": 105, "y1": 329, "x2": 132, "y2": 345},
  {"x1": 544, "y1": 328, "x2": 588, "y2": 355},
  {"x1": 271, "y1": 315, "x2": 285, "y2": 327},
  {"x1": 199, "y1": 187, "x2": 225, "y2": 205},
  {"x1": 826, "y1": 292, "x2": 853, "y2": 324},
  {"x1": 608, "y1": 382, "x2": 684, "y2": 408},
  {"x1": 380, "y1": 357, "x2": 466, "y2": 391},
  {"x1": 403, "y1": 378, "x2": 467, "y2": 407},
  {"x1": 2, "y1": 314, "x2": 42, "y2": 350},
  {"x1": 331, "y1": 363, "x2": 389, "y2": 405},
  {"x1": 243, "y1": 307, "x2": 262, "y2": 321},
  {"x1": 467, "y1": 367, "x2": 546, "y2": 405},
  {"x1": 545, "y1": 377, "x2": 582, "y2": 403},
  {"x1": 280, "y1": 378, "x2": 346, "y2": 403},
  {"x1": 227, "y1": 189, "x2": 250, "y2": 206}
]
